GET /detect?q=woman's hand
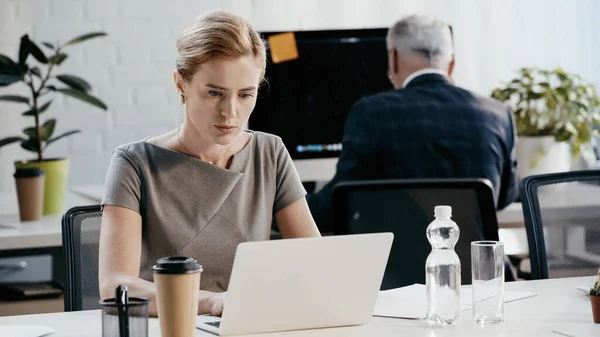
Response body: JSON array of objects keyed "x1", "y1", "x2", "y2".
[{"x1": 198, "y1": 292, "x2": 225, "y2": 316}]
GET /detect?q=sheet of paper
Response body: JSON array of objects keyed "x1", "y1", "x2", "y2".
[
  {"x1": 0, "y1": 326, "x2": 56, "y2": 337},
  {"x1": 373, "y1": 284, "x2": 538, "y2": 319},
  {"x1": 267, "y1": 32, "x2": 299, "y2": 64},
  {"x1": 461, "y1": 288, "x2": 538, "y2": 305},
  {"x1": 374, "y1": 284, "x2": 470, "y2": 319}
]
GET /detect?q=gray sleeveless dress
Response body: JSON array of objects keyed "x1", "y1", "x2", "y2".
[{"x1": 101, "y1": 131, "x2": 306, "y2": 292}]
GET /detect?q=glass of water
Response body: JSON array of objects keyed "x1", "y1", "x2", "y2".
[{"x1": 471, "y1": 241, "x2": 504, "y2": 324}]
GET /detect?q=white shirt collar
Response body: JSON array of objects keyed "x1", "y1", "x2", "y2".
[{"x1": 402, "y1": 68, "x2": 448, "y2": 88}]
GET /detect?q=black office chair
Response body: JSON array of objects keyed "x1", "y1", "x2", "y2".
[
  {"x1": 62, "y1": 205, "x2": 103, "y2": 311},
  {"x1": 332, "y1": 178, "x2": 500, "y2": 290},
  {"x1": 520, "y1": 170, "x2": 600, "y2": 279}
]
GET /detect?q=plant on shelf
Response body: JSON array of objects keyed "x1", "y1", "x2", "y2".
[
  {"x1": 0, "y1": 32, "x2": 108, "y2": 160},
  {"x1": 491, "y1": 67, "x2": 600, "y2": 176},
  {"x1": 0, "y1": 32, "x2": 108, "y2": 215},
  {"x1": 592, "y1": 275, "x2": 600, "y2": 296},
  {"x1": 591, "y1": 268, "x2": 600, "y2": 324}
]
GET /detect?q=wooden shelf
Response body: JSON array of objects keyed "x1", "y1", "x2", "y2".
[{"x1": 0, "y1": 297, "x2": 63, "y2": 316}]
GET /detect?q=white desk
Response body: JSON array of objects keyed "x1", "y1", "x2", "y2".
[
  {"x1": 0, "y1": 190, "x2": 99, "y2": 251},
  {"x1": 0, "y1": 188, "x2": 98, "y2": 259},
  {"x1": 497, "y1": 203, "x2": 528, "y2": 256},
  {"x1": 0, "y1": 276, "x2": 597, "y2": 336},
  {"x1": 497, "y1": 202, "x2": 524, "y2": 225}
]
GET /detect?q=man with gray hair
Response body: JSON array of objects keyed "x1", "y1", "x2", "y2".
[{"x1": 307, "y1": 14, "x2": 519, "y2": 232}]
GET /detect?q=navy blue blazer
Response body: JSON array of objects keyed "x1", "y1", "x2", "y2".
[{"x1": 307, "y1": 73, "x2": 519, "y2": 232}]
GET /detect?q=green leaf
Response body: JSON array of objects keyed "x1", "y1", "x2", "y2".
[
  {"x1": 0, "y1": 54, "x2": 18, "y2": 69},
  {"x1": 46, "y1": 130, "x2": 80, "y2": 145},
  {"x1": 22, "y1": 108, "x2": 38, "y2": 116},
  {"x1": 30, "y1": 66, "x2": 41, "y2": 78},
  {"x1": 19, "y1": 35, "x2": 30, "y2": 65},
  {"x1": 40, "y1": 119, "x2": 56, "y2": 140},
  {"x1": 0, "y1": 74, "x2": 21, "y2": 86},
  {"x1": 56, "y1": 88, "x2": 107, "y2": 110},
  {"x1": 38, "y1": 101, "x2": 52, "y2": 113},
  {"x1": 23, "y1": 101, "x2": 52, "y2": 116},
  {"x1": 56, "y1": 74, "x2": 91, "y2": 92},
  {"x1": 48, "y1": 53, "x2": 68, "y2": 65},
  {"x1": 63, "y1": 32, "x2": 107, "y2": 46},
  {"x1": 20, "y1": 138, "x2": 39, "y2": 152},
  {"x1": 26, "y1": 39, "x2": 48, "y2": 64},
  {"x1": 22, "y1": 127, "x2": 37, "y2": 138},
  {"x1": 0, "y1": 95, "x2": 29, "y2": 104},
  {"x1": 0, "y1": 137, "x2": 24, "y2": 148},
  {"x1": 42, "y1": 42, "x2": 55, "y2": 49}
]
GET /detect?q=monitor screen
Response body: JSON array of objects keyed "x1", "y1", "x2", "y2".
[{"x1": 249, "y1": 28, "x2": 393, "y2": 160}]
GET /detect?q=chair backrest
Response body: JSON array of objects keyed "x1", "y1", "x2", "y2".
[
  {"x1": 61, "y1": 205, "x2": 103, "y2": 311},
  {"x1": 332, "y1": 178, "x2": 499, "y2": 290},
  {"x1": 520, "y1": 170, "x2": 600, "y2": 279}
]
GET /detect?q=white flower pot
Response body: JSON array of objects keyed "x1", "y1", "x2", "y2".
[{"x1": 516, "y1": 136, "x2": 571, "y2": 178}]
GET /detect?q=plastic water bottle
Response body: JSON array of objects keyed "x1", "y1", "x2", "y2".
[{"x1": 425, "y1": 205, "x2": 461, "y2": 327}]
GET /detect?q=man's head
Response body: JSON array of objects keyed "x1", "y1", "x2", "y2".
[{"x1": 386, "y1": 15, "x2": 454, "y2": 89}]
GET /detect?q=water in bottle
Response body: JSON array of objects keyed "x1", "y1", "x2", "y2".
[{"x1": 425, "y1": 205, "x2": 461, "y2": 327}]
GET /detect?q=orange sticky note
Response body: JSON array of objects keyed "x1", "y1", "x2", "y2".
[{"x1": 268, "y1": 32, "x2": 299, "y2": 64}]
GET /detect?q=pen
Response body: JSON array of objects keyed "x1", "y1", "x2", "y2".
[
  {"x1": 122, "y1": 286, "x2": 130, "y2": 337},
  {"x1": 116, "y1": 285, "x2": 130, "y2": 337}
]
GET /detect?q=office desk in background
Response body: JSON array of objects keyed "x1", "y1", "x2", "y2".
[
  {"x1": 0, "y1": 276, "x2": 597, "y2": 336},
  {"x1": 0, "y1": 190, "x2": 98, "y2": 251},
  {"x1": 0, "y1": 185, "x2": 531, "y2": 256},
  {"x1": 0, "y1": 189, "x2": 99, "y2": 315}
]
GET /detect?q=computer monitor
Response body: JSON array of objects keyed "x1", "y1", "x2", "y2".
[{"x1": 249, "y1": 28, "x2": 392, "y2": 181}]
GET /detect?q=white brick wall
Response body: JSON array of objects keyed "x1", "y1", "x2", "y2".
[{"x1": 1, "y1": 0, "x2": 600, "y2": 191}]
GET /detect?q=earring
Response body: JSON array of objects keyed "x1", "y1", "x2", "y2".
[{"x1": 179, "y1": 93, "x2": 186, "y2": 105}]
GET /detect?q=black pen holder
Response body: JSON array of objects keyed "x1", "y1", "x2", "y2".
[{"x1": 100, "y1": 297, "x2": 148, "y2": 337}]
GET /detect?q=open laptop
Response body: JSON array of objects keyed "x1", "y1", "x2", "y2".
[{"x1": 197, "y1": 233, "x2": 394, "y2": 336}]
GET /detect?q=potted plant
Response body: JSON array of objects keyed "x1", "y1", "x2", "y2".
[
  {"x1": 0, "y1": 32, "x2": 108, "y2": 215},
  {"x1": 491, "y1": 67, "x2": 600, "y2": 178},
  {"x1": 590, "y1": 270, "x2": 600, "y2": 323},
  {"x1": 591, "y1": 269, "x2": 600, "y2": 324}
]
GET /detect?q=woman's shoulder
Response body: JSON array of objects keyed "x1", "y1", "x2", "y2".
[
  {"x1": 112, "y1": 139, "x2": 151, "y2": 158},
  {"x1": 110, "y1": 137, "x2": 174, "y2": 168},
  {"x1": 247, "y1": 130, "x2": 285, "y2": 153}
]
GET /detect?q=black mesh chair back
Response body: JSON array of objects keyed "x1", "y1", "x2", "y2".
[
  {"x1": 520, "y1": 170, "x2": 600, "y2": 279},
  {"x1": 62, "y1": 205, "x2": 103, "y2": 311},
  {"x1": 333, "y1": 178, "x2": 499, "y2": 290}
]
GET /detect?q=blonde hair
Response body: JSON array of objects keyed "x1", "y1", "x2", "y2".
[{"x1": 176, "y1": 10, "x2": 267, "y2": 81}]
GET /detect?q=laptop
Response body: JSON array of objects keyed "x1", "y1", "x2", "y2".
[{"x1": 197, "y1": 233, "x2": 394, "y2": 336}]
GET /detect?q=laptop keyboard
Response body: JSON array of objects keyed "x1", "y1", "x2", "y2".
[{"x1": 206, "y1": 321, "x2": 221, "y2": 328}]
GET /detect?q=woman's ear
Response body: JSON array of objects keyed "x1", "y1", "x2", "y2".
[{"x1": 173, "y1": 70, "x2": 185, "y2": 94}]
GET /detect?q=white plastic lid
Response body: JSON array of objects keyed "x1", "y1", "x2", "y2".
[{"x1": 434, "y1": 205, "x2": 452, "y2": 218}]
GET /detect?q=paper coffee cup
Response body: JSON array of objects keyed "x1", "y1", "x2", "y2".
[
  {"x1": 153, "y1": 256, "x2": 202, "y2": 337},
  {"x1": 14, "y1": 168, "x2": 45, "y2": 221}
]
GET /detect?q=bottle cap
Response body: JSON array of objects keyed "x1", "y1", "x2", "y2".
[{"x1": 434, "y1": 205, "x2": 452, "y2": 218}]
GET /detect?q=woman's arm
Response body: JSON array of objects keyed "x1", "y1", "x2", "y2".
[
  {"x1": 98, "y1": 205, "x2": 223, "y2": 316},
  {"x1": 275, "y1": 198, "x2": 321, "y2": 238}
]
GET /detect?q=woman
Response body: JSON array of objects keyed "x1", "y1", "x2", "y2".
[{"x1": 98, "y1": 10, "x2": 321, "y2": 317}]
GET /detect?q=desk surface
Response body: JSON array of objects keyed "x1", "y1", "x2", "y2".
[
  {"x1": 0, "y1": 189, "x2": 98, "y2": 250},
  {"x1": 0, "y1": 276, "x2": 597, "y2": 337}
]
